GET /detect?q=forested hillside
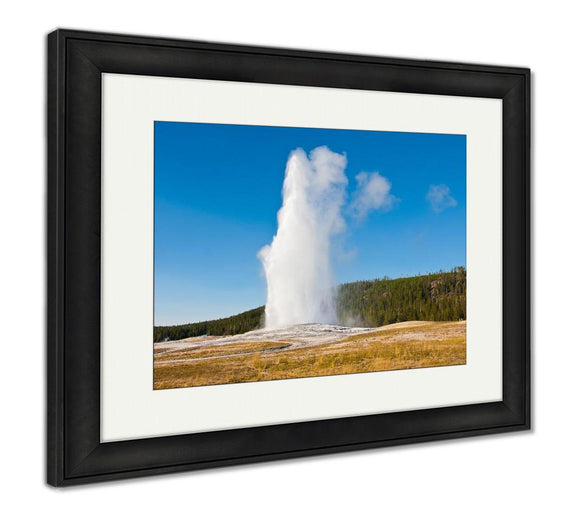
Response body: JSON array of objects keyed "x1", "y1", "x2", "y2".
[
  {"x1": 336, "y1": 267, "x2": 466, "y2": 326},
  {"x1": 154, "y1": 268, "x2": 466, "y2": 342},
  {"x1": 154, "y1": 306, "x2": 265, "y2": 343}
]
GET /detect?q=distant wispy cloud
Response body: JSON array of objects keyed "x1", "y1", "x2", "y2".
[
  {"x1": 426, "y1": 184, "x2": 457, "y2": 213},
  {"x1": 350, "y1": 172, "x2": 398, "y2": 220}
]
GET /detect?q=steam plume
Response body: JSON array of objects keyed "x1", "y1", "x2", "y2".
[{"x1": 258, "y1": 146, "x2": 347, "y2": 328}]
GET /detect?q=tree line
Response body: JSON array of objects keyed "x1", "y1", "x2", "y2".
[
  {"x1": 154, "y1": 267, "x2": 466, "y2": 342},
  {"x1": 336, "y1": 266, "x2": 466, "y2": 327},
  {"x1": 154, "y1": 306, "x2": 264, "y2": 343}
]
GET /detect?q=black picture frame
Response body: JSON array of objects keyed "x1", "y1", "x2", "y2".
[{"x1": 47, "y1": 29, "x2": 530, "y2": 486}]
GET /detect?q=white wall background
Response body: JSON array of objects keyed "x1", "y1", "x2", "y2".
[{"x1": 1, "y1": 1, "x2": 577, "y2": 507}]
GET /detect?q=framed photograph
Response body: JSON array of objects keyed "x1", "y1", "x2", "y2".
[{"x1": 47, "y1": 29, "x2": 530, "y2": 486}]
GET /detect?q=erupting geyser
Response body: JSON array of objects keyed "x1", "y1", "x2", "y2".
[{"x1": 258, "y1": 146, "x2": 348, "y2": 328}]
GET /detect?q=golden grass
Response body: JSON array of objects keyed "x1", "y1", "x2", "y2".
[
  {"x1": 154, "y1": 341, "x2": 292, "y2": 362},
  {"x1": 153, "y1": 321, "x2": 466, "y2": 390}
]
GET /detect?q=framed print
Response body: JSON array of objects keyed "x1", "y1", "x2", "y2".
[{"x1": 47, "y1": 29, "x2": 530, "y2": 486}]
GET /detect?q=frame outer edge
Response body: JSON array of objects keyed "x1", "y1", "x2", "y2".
[
  {"x1": 524, "y1": 69, "x2": 531, "y2": 430},
  {"x1": 58, "y1": 420, "x2": 528, "y2": 486},
  {"x1": 50, "y1": 28, "x2": 531, "y2": 76},
  {"x1": 46, "y1": 29, "x2": 65, "y2": 487}
]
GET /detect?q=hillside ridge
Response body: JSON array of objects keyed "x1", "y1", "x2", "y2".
[{"x1": 154, "y1": 267, "x2": 466, "y2": 342}]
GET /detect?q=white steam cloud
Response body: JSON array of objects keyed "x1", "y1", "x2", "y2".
[
  {"x1": 259, "y1": 146, "x2": 395, "y2": 328},
  {"x1": 426, "y1": 184, "x2": 457, "y2": 213},
  {"x1": 259, "y1": 146, "x2": 347, "y2": 328},
  {"x1": 350, "y1": 171, "x2": 398, "y2": 220}
]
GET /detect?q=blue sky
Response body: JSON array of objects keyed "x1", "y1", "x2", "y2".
[{"x1": 155, "y1": 121, "x2": 466, "y2": 326}]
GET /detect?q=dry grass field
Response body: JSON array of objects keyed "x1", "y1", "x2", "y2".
[{"x1": 153, "y1": 320, "x2": 466, "y2": 390}]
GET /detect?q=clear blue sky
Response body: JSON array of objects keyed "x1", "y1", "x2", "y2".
[{"x1": 155, "y1": 121, "x2": 465, "y2": 326}]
